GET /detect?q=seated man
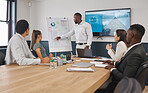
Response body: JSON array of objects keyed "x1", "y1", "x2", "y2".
[
  {"x1": 5, "y1": 20, "x2": 48, "y2": 65},
  {"x1": 96, "y1": 24, "x2": 147, "y2": 93}
]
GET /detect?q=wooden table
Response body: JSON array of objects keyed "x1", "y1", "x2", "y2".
[{"x1": 0, "y1": 57, "x2": 110, "y2": 93}]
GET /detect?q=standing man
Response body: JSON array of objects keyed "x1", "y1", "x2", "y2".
[{"x1": 56, "y1": 13, "x2": 93, "y2": 50}]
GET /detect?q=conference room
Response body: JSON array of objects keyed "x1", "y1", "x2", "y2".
[{"x1": 0, "y1": 0, "x2": 148, "y2": 93}]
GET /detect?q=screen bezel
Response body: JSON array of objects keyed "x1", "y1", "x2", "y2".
[{"x1": 85, "y1": 8, "x2": 131, "y2": 37}]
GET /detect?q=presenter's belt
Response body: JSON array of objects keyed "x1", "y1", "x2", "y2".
[{"x1": 77, "y1": 43, "x2": 87, "y2": 45}]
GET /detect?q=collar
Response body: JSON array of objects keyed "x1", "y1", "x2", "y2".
[
  {"x1": 16, "y1": 33, "x2": 25, "y2": 40},
  {"x1": 121, "y1": 42, "x2": 142, "y2": 62},
  {"x1": 127, "y1": 42, "x2": 141, "y2": 52}
]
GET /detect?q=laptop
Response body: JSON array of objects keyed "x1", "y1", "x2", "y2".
[{"x1": 77, "y1": 49, "x2": 96, "y2": 58}]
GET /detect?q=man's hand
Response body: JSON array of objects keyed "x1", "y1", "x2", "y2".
[
  {"x1": 84, "y1": 46, "x2": 89, "y2": 49},
  {"x1": 56, "y1": 37, "x2": 61, "y2": 40},
  {"x1": 103, "y1": 60, "x2": 114, "y2": 65},
  {"x1": 41, "y1": 58, "x2": 50, "y2": 63},
  {"x1": 105, "y1": 65, "x2": 114, "y2": 70}
]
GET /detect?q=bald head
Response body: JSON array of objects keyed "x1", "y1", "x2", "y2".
[{"x1": 126, "y1": 24, "x2": 145, "y2": 45}]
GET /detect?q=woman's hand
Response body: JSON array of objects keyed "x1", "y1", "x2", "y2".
[{"x1": 106, "y1": 43, "x2": 112, "y2": 50}]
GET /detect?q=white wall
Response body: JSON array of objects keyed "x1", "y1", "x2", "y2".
[
  {"x1": 17, "y1": 0, "x2": 31, "y2": 39},
  {"x1": 17, "y1": 0, "x2": 30, "y2": 22},
  {"x1": 18, "y1": 0, "x2": 148, "y2": 42}
]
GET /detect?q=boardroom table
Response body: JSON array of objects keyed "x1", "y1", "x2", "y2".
[{"x1": 0, "y1": 57, "x2": 111, "y2": 93}]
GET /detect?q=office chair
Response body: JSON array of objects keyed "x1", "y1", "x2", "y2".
[
  {"x1": 135, "y1": 61, "x2": 148, "y2": 90},
  {"x1": 114, "y1": 77, "x2": 142, "y2": 93},
  {"x1": 31, "y1": 50, "x2": 38, "y2": 57},
  {"x1": 0, "y1": 52, "x2": 5, "y2": 65}
]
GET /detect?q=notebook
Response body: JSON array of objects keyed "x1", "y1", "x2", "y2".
[
  {"x1": 67, "y1": 68, "x2": 94, "y2": 72},
  {"x1": 94, "y1": 58, "x2": 113, "y2": 62},
  {"x1": 90, "y1": 62, "x2": 108, "y2": 68}
]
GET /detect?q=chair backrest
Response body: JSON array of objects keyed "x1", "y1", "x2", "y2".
[
  {"x1": 0, "y1": 52, "x2": 5, "y2": 65},
  {"x1": 114, "y1": 77, "x2": 142, "y2": 93},
  {"x1": 136, "y1": 61, "x2": 148, "y2": 90},
  {"x1": 31, "y1": 50, "x2": 38, "y2": 57}
]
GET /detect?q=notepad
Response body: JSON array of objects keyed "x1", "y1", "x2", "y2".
[
  {"x1": 80, "y1": 58, "x2": 113, "y2": 62},
  {"x1": 67, "y1": 68, "x2": 94, "y2": 72},
  {"x1": 90, "y1": 62, "x2": 108, "y2": 68},
  {"x1": 80, "y1": 58, "x2": 98, "y2": 61},
  {"x1": 95, "y1": 63, "x2": 108, "y2": 68},
  {"x1": 94, "y1": 58, "x2": 113, "y2": 62}
]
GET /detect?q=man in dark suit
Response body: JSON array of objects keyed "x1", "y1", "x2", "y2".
[
  {"x1": 112, "y1": 24, "x2": 147, "y2": 81},
  {"x1": 95, "y1": 24, "x2": 147, "y2": 93}
]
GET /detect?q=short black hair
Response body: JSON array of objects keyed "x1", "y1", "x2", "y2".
[
  {"x1": 129, "y1": 24, "x2": 145, "y2": 37},
  {"x1": 74, "y1": 13, "x2": 82, "y2": 18},
  {"x1": 15, "y1": 20, "x2": 29, "y2": 34}
]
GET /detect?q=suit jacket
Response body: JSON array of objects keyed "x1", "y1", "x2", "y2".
[{"x1": 112, "y1": 44, "x2": 147, "y2": 82}]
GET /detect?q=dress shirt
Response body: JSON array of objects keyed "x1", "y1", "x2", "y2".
[
  {"x1": 123, "y1": 42, "x2": 141, "y2": 56},
  {"x1": 5, "y1": 33, "x2": 41, "y2": 65},
  {"x1": 61, "y1": 21, "x2": 93, "y2": 46}
]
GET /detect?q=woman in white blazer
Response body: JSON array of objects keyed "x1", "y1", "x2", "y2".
[{"x1": 106, "y1": 29, "x2": 127, "y2": 62}]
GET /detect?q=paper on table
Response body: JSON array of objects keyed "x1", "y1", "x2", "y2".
[
  {"x1": 67, "y1": 68, "x2": 94, "y2": 72},
  {"x1": 90, "y1": 62, "x2": 108, "y2": 68},
  {"x1": 80, "y1": 58, "x2": 98, "y2": 61},
  {"x1": 90, "y1": 62, "x2": 103, "y2": 64},
  {"x1": 95, "y1": 58, "x2": 113, "y2": 61},
  {"x1": 80, "y1": 57, "x2": 113, "y2": 61}
]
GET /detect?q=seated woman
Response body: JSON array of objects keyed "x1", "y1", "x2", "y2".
[
  {"x1": 106, "y1": 29, "x2": 127, "y2": 62},
  {"x1": 30, "y1": 30, "x2": 53, "y2": 63}
]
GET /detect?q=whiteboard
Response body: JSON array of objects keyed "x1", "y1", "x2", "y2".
[{"x1": 46, "y1": 17, "x2": 72, "y2": 52}]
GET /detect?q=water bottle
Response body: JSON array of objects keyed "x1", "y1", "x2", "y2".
[
  {"x1": 50, "y1": 59, "x2": 54, "y2": 69},
  {"x1": 50, "y1": 59, "x2": 57, "y2": 69},
  {"x1": 54, "y1": 60, "x2": 57, "y2": 68},
  {"x1": 60, "y1": 54, "x2": 67, "y2": 65}
]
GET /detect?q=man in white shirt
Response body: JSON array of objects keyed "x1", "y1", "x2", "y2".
[
  {"x1": 56, "y1": 13, "x2": 93, "y2": 50},
  {"x1": 5, "y1": 20, "x2": 47, "y2": 65}
]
